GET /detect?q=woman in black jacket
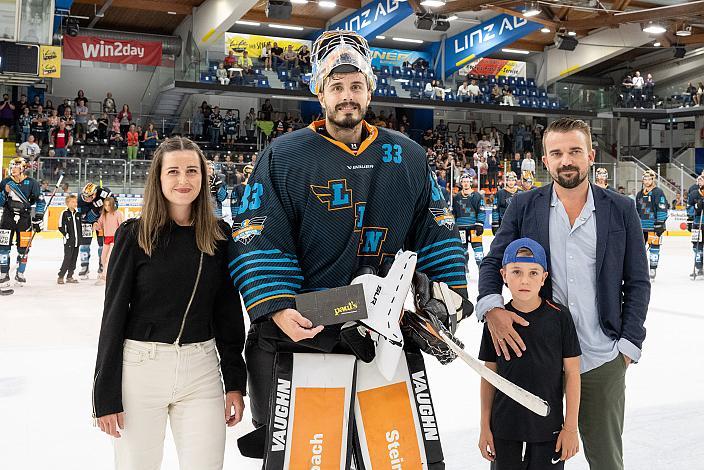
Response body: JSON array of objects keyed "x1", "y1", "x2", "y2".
[{"x1": 93, "y1": 136, "x2": 246, "y2": 469}]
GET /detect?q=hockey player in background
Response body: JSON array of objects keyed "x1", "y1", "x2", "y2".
[
  {"x1": 594, "y1": 167, "x2": 616, "y2": 191},
  {"x1": 207, "y1": 161, "x2": 228, "y2": 220},
  {"x1": 687, "y1": 172, "x2": 704, "y2": 279},
  {"x1": 228, "y1": 29, "x2": 470, "y2": 468},
  {"x1": 636, "y1": 169, "x2": 668, "y2": 280},
  {"x1": 453, "y1": 173, "x2": 486, "y2": 269},
  {"x1": 521, "y1": 170, "x2": 537, "y2": 191},
  {"x1": 0, "y1": 157, "x2": 45, "y2": 295},
  {"x1": 78, "y1": 182, "x2": 113, "y2": 279},
  {"x1": 492, "y1": 171, "x2": 519, "y2": 233}
]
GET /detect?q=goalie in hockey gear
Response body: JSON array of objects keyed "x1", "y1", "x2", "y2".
[
  {"x1": 492, "y1": 171, "x2": 519, "y2": 232},
  {"x1": 401, "y1": 271, "x2": 471, "y2": 365},
  {"x1": 637, "y1": 169, "x2": 668, "y2": 275},
  {"x1": 521, "y1": 170, "x2": 536, "y2": 191},
  {"x1": 594, "y1": 167, "x2": 614, "y2": 191},
  {"x1": 309, "y1": 30, "x2": 376, "y2": 95}
]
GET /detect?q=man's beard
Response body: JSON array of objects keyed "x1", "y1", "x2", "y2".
[
  {"x1": 551, "y1": 165, "x2": 588, "y2": 189},
  {"x1": 327, "y1": 101, "x2": 365, "y2": 129}
]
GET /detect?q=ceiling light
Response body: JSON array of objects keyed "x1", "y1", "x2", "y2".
[
  {"x1": 676, "y1": 25, "x2": 692, "y2": 37},
  {"x1": 523, "y1": 2, "x2": 541, "y2": 17},
  {"x1": 540, "y1": 27, "x2": 551, "y2": 33},
  {"x1": 447, "y1": 15, "x2": 458, "y2": 21},
  {"x1": 643, "y1": 22, "x2": 666, "y2": 34},
  {"x1": 502, "y1": 48, "x2": 530, "y2": 54},
  {"x1": 167, "y1": 11, "x2": 177, "y2": 15},
  {"x1": 392, "y1": 37, "x2": 424, "y2": 44},
  {"x1": 235, "y1": 20, "x2": 261, "y2": 26},
  {"x1": 319, "y1": 0, "x2": 336, "y2": 7},
  {"x1": 419, "y1": 0, "x2": 446, "y2": 7},
  {"x1": 567, "y1": 31, "x2": 577, "y2": 36},
  {"x1": 653, "y1": 41, "x2": 661, "y2": 47},
  {"x1": 269, "y1": 23, "x2": 304, "y2": 30},
  {"x1": 291, "y1": 0, "x2": 309, "y2": 4},
  {"x1": 376, "y1": 35, "x2": 386, "y2": 39}
]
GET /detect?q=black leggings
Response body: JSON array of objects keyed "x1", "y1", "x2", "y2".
[{"x1": 491, "y1": 437, "x2": 563, "y2": 470}]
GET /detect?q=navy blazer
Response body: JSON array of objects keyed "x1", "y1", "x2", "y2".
[{"x1": 478, "y1": 183, "x2": 650, "y2": 351}]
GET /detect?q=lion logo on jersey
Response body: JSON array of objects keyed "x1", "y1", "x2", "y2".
[
  {"x1": 429, "y1": 207, "x2": 455, "y2": 230},
  {"x1": 232, "y1": 217, "x2": 267, "y2": 245}
]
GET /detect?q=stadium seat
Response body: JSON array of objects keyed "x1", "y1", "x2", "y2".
[{"x1": 392, "y1": 66, "x2": 402, "y2": 78}]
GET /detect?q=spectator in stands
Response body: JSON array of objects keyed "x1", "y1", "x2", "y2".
[
  {"x1": 436, "y1": 119, "x2": 448, "y2": 137},
  {"x1": 644, "y1": 74, "x2": 655, "y2": 107},
  {"x1": 75, "y1": 89, "x2": 87, "y2": 106},
  {"x1": 210, "y1": 106, "x2": 223, "y2": 146},
  {"x1": 97, "y1": 112, "x2": 109, "y2": 141},
  {"x1": 521, "y1": 151, "x2": 536, "y2": 174},
  {"x1": 260, "y1": 42, "x2": 272, "y2": 71},
  {"x1": 109, "y1": 118, "x2": 124, "y2": 146},
  {"x1": 32, "y1": 105, "x2": 47, "y2": 147},
  {"x1": 75, "y1": 98, "x2": 89, "y2": 142},
  {"x1": 468, "y1": 79, "x2": 480, "y2": 103},
  {"x1": 399, "y1": 114, "x2": 410, "y2": 130},
  {"x1": 514, "y1": 123, "x2": 527, "y2": 154},
  {"x1": 19, "y1": 134, "x2": 40, "y2": 160},
  {"x1": 103, "y1": 92, "x2": 116, "y2": 116},
  {"x1": 697, "y1": 82, "x2": 704, "y2": 107},
  {"x1": 502, "y1": 88, "x2": 516, "y2": 106},
  {"x1": 621, "y1": 74, "x2": 633, "y2": 107},
  {"x1": 375, "y1": 111, "x2": 387, "y2": 128},
  {"x1": 457, "y1": 79, "x2": 470, "y2": 102},
  {"x1": 424, "y1": 81, "x2": 434, "y2": 99},
  {"x1": 40, "y1": 179, "x2": 49, "y2": 195},
  {"x1": 261, "y1": 99, "x2": 273, "y2": 121},
  {"x1": 533, "y1": 125, "x2": 544, "y2": 159},
  {"x1": 618, "y1": 186, "x2": 626, "y2": 195},
  {"x1": 44, "y1": 99, "x2": 54, "y2": 113},
  {"x1": 117, "y1": 104, "x2": 132, "y2": 136},
  {"x1": 432, "y1": 80, "x2": 446, "y2": 101},
  {"x1": 224, "y1": 50, "x2": 237, "y2": 70},
  {"x1": 87, "y1": 114, "x2": 98, "y2": 141},
  {"x1": 364, "y1": 107, "x2": 376, "y2": 122},
  {"x1": 216, "y1": 63, "x2": 230, "y2": 85},
  {"x1": 502, "y1": 125, "x2": 514, "y2": 159},
  {"x1": 399, "y1": 124, "x2": 409, "y2": 137},
  {"x1": 224, "y1": 110, "x2": 239, "y2": 147},
  {"x1": 143, "y1": 122, "x2": 159, "y2": 152},
  {"x1": 47, "y1": 109, "x2": 59, "y2": 137},
  {"x1": 672, "y1": 192, "x2": 685, "y2": 209},
  {"x1": 511, "y1": 152, "x2": 522, "y2": 175},
  {"x1": 283, "y1": 45, "x2": 298, "y2": 70},
  {"x1": 489, "y1": 127, "x2": 501, "y2": 148},
  {"x1": 240, "y1": 51, "x2": 254, "y2": 75},
  {"x1": 126, "y1": 124, "x2": 140, "y2": 161},
  {"x1": 15, "y1": 95, "x2": 29, "y2": 124},
  {"x1": 298, "y1": 45, "x2": 311, "y2": 73},
  {"x1": 523, "y1": 125, "x2": 534, "y2": 153},
  {"x1": 491, "y1": 84, "x2": 502, "y2": 104},
  {"x1": 57, "y1": 98, "x2": 69, "y2": 117},
  {"x1": 61, "y1": 107, "x2": 75, "y2": 134},
  {"x1": 632, "y1": 70, "x2": 644, "y2": 108},
  {"x1": 60, "y1": 181, "x2": 69, "y2": 193},
  {"x1": 271, "y1": 42, "x2": 284, "y2": 69},
  {"x1": 19, "y1": 107, "x2": 32, "y2": 143},
  {"x1": 51, "y1": 120, "x2": 72, "y2": 157},
  {"x1": 245, "y1": 107, "x2": 256, "y2": 139},
  {"x1": 477, "y1": 134, "x2": 492, "y2": 155},
  {"x1": 422, "y1": 129, "x2": 434, "y2": 148},
  {"x1": 487, "y1": 152, "x2": 499, "y2": 191},
  {"x1": 30, "y1": 95, "x2": 42, "y2": 113},
  {"x1": 200, "y1": 101, "x2": 212, "y2": 139}
]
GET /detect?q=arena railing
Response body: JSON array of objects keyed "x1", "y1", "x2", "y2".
[
  {"x1": 85, "y1": 158, "x2": 128, "y2": 193},
  {"x1": 36, "y1": 157, "x2": 83, "y2": 190}
]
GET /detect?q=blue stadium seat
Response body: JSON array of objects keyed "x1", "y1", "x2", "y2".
[
  {"x1": 379, "y1": 77, "x2": 389, "y2": 87},
  {"x1": 519, "y1": 98, "x2": 528, "y2": 107},
  {"x1": 278, "y1": 70, "x2": 289, "y2": 81},
  {"x1": 518, "y1": 78, "x2": 526, "y2": 87},
  {"x1": 540, "y1": 99, "x2": 549, "y2": 109},
  {"x1": 508, "y1": 77, "x2": 517, "y2": 86},
  {"x1": 527, "y1": 78, "x2": 536, "y2": 87},
  {"x1": 497, "y1": 77, "x2": 505, "y2": 86},
  {"x1": 392, "y1": 66, "x2": 402, "y2": 78},
  {"x1": 389, "y1": 86, "x2": 397, "y2": 97},
  {"x1": 519, "y1": 88, "x2": 528, "y2": 96},
  {"x1": 402, "y1": 68, "x2": 413, "y2": 79},
  {"x1": 427, "y1": 70, "x2": 435, "y2": 79},
  {"x1": 256, "y1": 78, "x2": 270, "y2": 88},
  {"x1": 380, "y1": 65, "x2": 390, "y2": 77},
  {"x1": 539, "y1": 90, "x2": 548, "y2": 98},
  {"x1": 529, "y1": 88, "x2": 538, "y2": 97}
]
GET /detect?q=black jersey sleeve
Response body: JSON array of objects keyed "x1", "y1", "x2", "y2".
[
  {"x1": 407, "y1": 165, "x2": 468, "y2": 299},
  {"x1": 478, "y1": 322, "x2": 498, "y2": 362},
  {"x1": 560, "y1": 306, "x2": 582, "y2": 358},
  {"x1": 227, "y1": 146, "x2": 302, "y2": 322}
]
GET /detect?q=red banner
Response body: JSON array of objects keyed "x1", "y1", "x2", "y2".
[{"x1": 63, "y1": 36, "x2": 162, "y2": 66}]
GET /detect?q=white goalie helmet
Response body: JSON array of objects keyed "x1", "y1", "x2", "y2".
[
  {"x1": 595, "y1": 167, "x2": 609, "y2": 180},
  {"x1": 309, "y1": 30, "x2": 377, "y2": 95}
]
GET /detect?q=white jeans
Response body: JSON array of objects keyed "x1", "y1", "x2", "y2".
[{"x1": 114, "y1": 339, "x2": 225, "y2": 470}]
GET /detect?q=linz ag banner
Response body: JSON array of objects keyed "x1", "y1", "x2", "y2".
[
  {"x1": 442, "y1": 14, "x2": 541, "y2": 76},
  {"x1": 63, "y1": 36, "x2": 162, "y2": 66},
  {"x1": 313, "y1": 0, "x2": 414, "y2": 40}
]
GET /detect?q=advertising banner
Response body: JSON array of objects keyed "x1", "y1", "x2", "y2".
[
  {"x1": 312, "y1": 0, "x2": 413, "y2": 40},
  {"x1": 39, "y1": 45, "x2": 61, "y2": 78},
  {"x1": 370, "y1": 47, "x2": 431, "y2": 69},
  {"x1": 63, "y1": 35, "x2": 162, "y2": 66},
  {"x1": 458, "y1": 57, "x2": 527, "y2": 78},
  {"x1": 225, "y1": 32, "x2": 310, "y2": 57}
]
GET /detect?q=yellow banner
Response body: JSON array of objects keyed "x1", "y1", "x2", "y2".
[
  {"x1": 39, "y1": 46, "x2": 62, "y2": 78},
  {"x1": 224, "y1": 33, "x2": 310, "y2": 58}
]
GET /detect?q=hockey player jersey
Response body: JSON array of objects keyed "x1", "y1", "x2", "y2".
[
  {"x1": 688, "y1": 186, "x2": 704, "y2": 227},
  {"x1": 78, "y1": 186, "x2": 112, "y2": 224},
  {"x1": 209, "y1": 173, "x2": 228, "y2": 219},
  {"x1": 636, "y1": 187, "x2": 668, "y2": 230},
  {"x1": 228, "y1": 120, "x2": 468, "y2": 321},
  {"x1": 493, "y1": 187, "x2": 519, "y2": 227},
  {"x1": 0, "y1": 176, "x2": 45, "y2": 217},
  {"x1": 452, "y1": 191, "x2": 485, "y2": 228}
]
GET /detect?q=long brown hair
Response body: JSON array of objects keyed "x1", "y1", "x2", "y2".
[{"x1": 137, "y1": 136, "x2": 224, "y2": 256}]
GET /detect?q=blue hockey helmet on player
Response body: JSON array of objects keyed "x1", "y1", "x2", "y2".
[{"x1": 309, "y1": 30, "x2": 376, "y2": 95}]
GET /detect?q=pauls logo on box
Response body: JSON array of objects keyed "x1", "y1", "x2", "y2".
[{"x1": 63, "y1": 36, "x2": 162, "y2": 66}]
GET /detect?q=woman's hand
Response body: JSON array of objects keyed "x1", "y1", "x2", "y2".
[
  {"x1": 97, "y1": 412, "x2": 124, "y2": 438},
  {"x1": 225, "y1": 391, "x2": 245, "y2": 427}
]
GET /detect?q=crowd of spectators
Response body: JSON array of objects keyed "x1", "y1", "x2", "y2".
[{"x1": 619, "y1": 70, "x2": 657, "y2": 108}]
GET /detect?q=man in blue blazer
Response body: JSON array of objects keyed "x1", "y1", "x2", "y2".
[{"x1": 476, "y1": 118, "x2": 650, "y2": 470}]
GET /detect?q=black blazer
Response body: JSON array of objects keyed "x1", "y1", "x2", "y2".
[{"x1": 479, "y1": 183, "x2": 650, "y2": 351}]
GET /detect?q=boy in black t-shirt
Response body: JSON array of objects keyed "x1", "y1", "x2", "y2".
[{"x1": 478, "y1": 238, "x2": 581, "y2": 470}]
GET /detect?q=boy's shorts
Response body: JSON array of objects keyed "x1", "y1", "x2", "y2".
[{"x1": 492, "y1": 437, "x2": 564, "y2": 470}]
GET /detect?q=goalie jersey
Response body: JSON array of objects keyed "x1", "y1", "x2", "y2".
[{"x1": 228, "y1": 120, "x2": 468, "y2": 321}]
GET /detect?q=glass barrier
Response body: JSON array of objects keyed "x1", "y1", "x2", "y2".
[
  {"x1": 36, "y1": 157, "x2": 83, "y2": 190},
  {"x1": 85, "y1": 158, "x2": 127, "y2": 193}
]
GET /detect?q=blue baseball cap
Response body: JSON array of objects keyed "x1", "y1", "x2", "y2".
[{"x1": 502, "y1": 238, "x2": 548, "y2": 271}]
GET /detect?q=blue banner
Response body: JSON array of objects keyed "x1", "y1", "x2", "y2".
[
  {"x1": 310, "y1": 0, "x2": 414, "y2": 40},
  {"x1": 441, "y1": 14, "x2": 542, "y2": 76},
  {"x1": 370, "y1": 47, "x2": 431, "y2": 69}
]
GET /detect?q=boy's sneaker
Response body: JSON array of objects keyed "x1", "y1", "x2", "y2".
[
  {"x1": 57, "y1": 277, "x2": 65, "y2": 285},
  {"x1": 66, "y1": 277, "x2": 79, "y2": 284},
  {"x1": 15, "y1": 272, "x2": 26, "y2": 284}
]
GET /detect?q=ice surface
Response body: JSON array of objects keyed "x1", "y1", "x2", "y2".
[{"x1": 1, "y1": 235, "x2": 702, "y2": 469}]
